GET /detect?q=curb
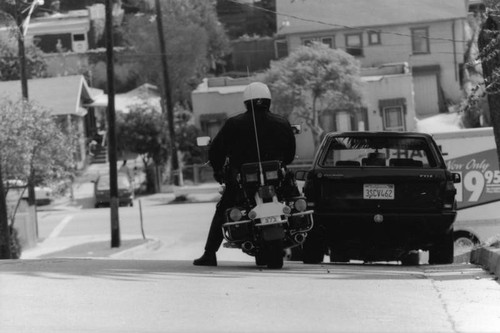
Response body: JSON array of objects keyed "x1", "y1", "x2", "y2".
[
  {"x1": 110, "y1": 238, "x2": 163, "y2": 259},
  {"x1": 470, "y1": 247, "x2": 500, "y2": 280}
]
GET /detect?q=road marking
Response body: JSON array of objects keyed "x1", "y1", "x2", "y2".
[{"x1": 47, "y1": 215, "x2": 74, "y2": 239}]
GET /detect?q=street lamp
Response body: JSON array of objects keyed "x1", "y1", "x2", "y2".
[{"x1": 21, "y1": 0, "x2": 44, "y2": 36}]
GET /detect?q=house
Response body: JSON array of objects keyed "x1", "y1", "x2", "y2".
[
  {"x1": 0, "y1": 75, "x2": 98, "y2": 169},
  {"x1": 192, "y1": 62, "x2": 416, "y2": 162},
  {"x1": 87, "y1": 83, "x2": 162, "y2": 150},
  {"x1": 275, "y1": 0, "x2": 468, "y2": 118}
]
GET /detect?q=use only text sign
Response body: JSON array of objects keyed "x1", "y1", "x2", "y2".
[{"x1": 446, "y1": 149, "x2": 500, "y2": 209}]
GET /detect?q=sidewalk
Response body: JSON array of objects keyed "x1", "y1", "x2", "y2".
[
  {"x1": 46, "y1": 160, "x2": 221, "y2": 211},
  {"x1": 21, "y1": 161, "x2": 221, "y2": 259}
]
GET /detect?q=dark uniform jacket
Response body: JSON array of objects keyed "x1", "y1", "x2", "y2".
[{"x1": 208, "y1": 109, "x2": 296, "y2": 177}]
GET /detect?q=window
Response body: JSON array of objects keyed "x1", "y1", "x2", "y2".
[
  {"x1": 199, "y1": 113, "x2": 227, "y2": 138},
  {"x1": 383, "y1": 106, "x2": 405, "y2": 131},
  {"x1": 302, "y1": 38, "x2": 313, "y2": 47},
  {"x1": 321, "y1": 37, "x2": 334, "y2": 48},
  {"x1": 379, "y1": 98, "x2": 406, "y2": 131},
  {"x1": 274, "y1": 39, "x2": 288, "y2": 59},
  {"x1": 368, "y1": 30, "x2": 381, "y2": 45},
  {"x1": 301, "y1": 36, "x2": 335, "y2": 48},
  {"x1": 336, "y1": 111, "x2": 352, "y2": 131},
  {"x1": 411, "y1": 27, "x2": 429, "y2": 54},
  {"x1": 73, "y1": 33, "x2": 85, "y2": 42},
  {"x1": 345, "y1": 33, "x2": 363, "y2": 56}
]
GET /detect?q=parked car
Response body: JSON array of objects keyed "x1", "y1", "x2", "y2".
[
  {"x1": 93, "y1": 173, "x2": 134, "y2": 208},
  {"x1": 298, "y1": 131, "x2": 461, "y2": 265},
  {"x1": 4, "y1": 179, "x2": 53, "y2": 206}
]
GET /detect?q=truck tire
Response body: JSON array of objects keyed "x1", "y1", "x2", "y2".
[
  {"x1": 302, "y1": 230, "x2": 325, "y2": 264},
  {"x1": 330, "y1": 248, "x2": 349, "y2": 263},
  {"x1": 429, "y1": 229, "x2": 454, "y2": 265}
]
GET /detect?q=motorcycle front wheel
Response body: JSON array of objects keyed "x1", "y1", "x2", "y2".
[{"x1": 265, "y1": 239, "x2": 284, "y2": 269}]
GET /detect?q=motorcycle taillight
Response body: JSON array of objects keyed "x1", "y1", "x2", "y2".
[{"x1": 443, "y1": 180, "x2": 457, "y2": 209}]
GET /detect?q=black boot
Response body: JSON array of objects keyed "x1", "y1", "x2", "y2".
[{"x1": 193, "y1": 251, "x2": 217, "y2": 266}]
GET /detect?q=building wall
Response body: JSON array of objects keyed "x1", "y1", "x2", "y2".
[
  {"x1": 284, "y1": 19, "x2": 466, "y2": 115},
  {"x1": 363, "y1": 74, "x2": 417, "y2": 132},
  {"x1": 192, "y1": 70, "x2": 415, "y2": 163}
]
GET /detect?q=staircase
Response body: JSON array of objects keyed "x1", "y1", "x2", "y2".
[{"x1": 91, "y1": 145, "x2": 108, "y2": 164}]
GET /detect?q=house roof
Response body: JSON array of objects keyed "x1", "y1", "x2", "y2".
[
  {"x1": 0, "y1": 75, "x2": 95, "y2": 116},
  {"x1": 87, "y1": 83, "x2": 162, "y2": 113},
  {"x1": 277, "y1": 0, "x2": 467, "y2": 35},
  {"x1": 192, "y1": 77, "x2": 251, "y2": 96},
  {"x1": 26, "y1": 10, "x2": 91, "y2": 36}
]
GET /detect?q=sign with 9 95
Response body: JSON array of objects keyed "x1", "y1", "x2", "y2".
[{"x1": 446, "y1": 149, "x2": 500, "y2": 209}]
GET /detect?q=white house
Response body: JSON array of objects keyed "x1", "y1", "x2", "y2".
[
  {"x1": 275, "y1": 0, "x2": 468, "y2": 117},
  {"x1": 192, "y1": 63, "x2": 416, "y2": 162}
]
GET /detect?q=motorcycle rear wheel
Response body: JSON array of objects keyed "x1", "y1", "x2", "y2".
[{"x1": 255, "y1": 251, "x2": 267, "y2": 266}]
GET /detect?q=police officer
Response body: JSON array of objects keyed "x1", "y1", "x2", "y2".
[{"x1": 193, "y1": 82, "x2": 296, "y2": 266}]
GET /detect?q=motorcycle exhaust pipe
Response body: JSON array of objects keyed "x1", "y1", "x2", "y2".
[
  {"x1": 242, "y1": 241, "x2": 255, "y2": 252},
  {"x1": 294, "y1": 233, "x2": 306, "y2": 244}
]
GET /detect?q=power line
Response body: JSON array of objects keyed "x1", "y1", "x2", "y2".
[{"x1": 227, "y1": 0, "x2": 471, "y2": 44}]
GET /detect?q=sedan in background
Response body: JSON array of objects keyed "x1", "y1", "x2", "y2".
[
  {"x1": 93, "y1": 173, "x2": 134, "y2": 208},
  {"x1": 5, "y1": 179, "x2": 53, "y2": 206}
]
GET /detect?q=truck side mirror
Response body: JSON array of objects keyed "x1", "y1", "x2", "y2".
[
  {"x1": 196, "y1": 136, "x2": 211, "y2": 147},
  {"x1": 452, "y1": 172, "x2": 461, "y2": 184},
  {"x1": 295, "y1": 170, "x2": 308, "y2": 181}
]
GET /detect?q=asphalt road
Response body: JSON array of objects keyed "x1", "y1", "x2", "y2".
[
  {"x1": 3, "y1": 199, "x2": 499, "y2": 333},
  {"x1": 1, "y1": 258, "x2": 500, "y2": 333}
]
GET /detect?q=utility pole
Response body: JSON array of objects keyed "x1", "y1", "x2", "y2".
[
  {"x1": 155, "y1": 0, "x2": 180, "y2": 186},
  {"x1": 16, "y1": 0, "x2": 29, "y2": 100},
  {"x1": 105, "y1": 0, "x2": 120, "y2": 247},
  {"x1": 0, "y1": 164, "x2": 12, "y2": 259}
]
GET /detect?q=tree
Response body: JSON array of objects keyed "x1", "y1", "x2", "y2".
[
  {"x1": 260, "y1": 42, "x2": 364, "y2": 148},
  {"x1": 115, "y1": 105, "x2": 168, "y2": 192},
  {"x1": 0, "y1": 35, "x2": 48, "y2": 81},
  {"x1": 477, "y1": 1, "x2": 500, "y2": 172},
  {"x1": 120, "y1": 0, "x2": 230, "y2": 106},
  {"x1": 216, "y1": 0, "x2": 276, "y2": 39},
  {"x1": 0, "y1": 98, "x2": 77, "y2": 186}
]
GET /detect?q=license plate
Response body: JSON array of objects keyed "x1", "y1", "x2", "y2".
[
  {"x1": 262, "y1": 216, "x2": 279, "y2": 224},
  {"x1": 363, "y1": 184, "x2": 394, "y2": 200}
]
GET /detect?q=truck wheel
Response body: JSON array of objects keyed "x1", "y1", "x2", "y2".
[
  {"x1": 429, "y1": 229, "x2": 454, "y2": 265},
  {"x1": 400, "y1": 251, "x2": 420, "y2": 266},
  {"x1": 286, "y1": 246, "x2": 303, "y2": 261},
  {"x1": 302, "y1": 231, "x2": 325, "y2": 264},
  {"x1": 454, "y1": 232, "x2": 479, "y2": 253},
  {"x1": 330, "y1": 248, "x2": 349, "y2": 263}
]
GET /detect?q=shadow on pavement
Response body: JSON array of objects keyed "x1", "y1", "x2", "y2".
[
  {"x1": 0, "y1": 258, "x2": 492, "y2": 283},
  {"x1": 33, "y1": 238, "x2": 149, "y2": 259}
]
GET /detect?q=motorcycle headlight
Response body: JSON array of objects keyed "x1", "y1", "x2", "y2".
[
  {"x1": 248, "y1": 210, "x2": 257, "y2": 220},
  {"x1": 283, "y1": 205, "x2": 292, "y2": 214},
  {"x1": 294, "y1": 198, "x2": 307, "y2": 212},
  {"x1": 229, "y1": 208, "x2": 243, "y2": 221}
]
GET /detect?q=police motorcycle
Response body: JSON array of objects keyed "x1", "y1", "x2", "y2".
[{"x1": 196, "y1": 125, "x2": 314, "y2": 269}]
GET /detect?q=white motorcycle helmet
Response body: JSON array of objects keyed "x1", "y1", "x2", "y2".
[{"x1": 243, "y1": 82, "x2": 271, "y2": 109}]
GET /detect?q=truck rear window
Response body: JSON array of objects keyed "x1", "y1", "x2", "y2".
[{"x1": 319, "y1": 136, "x2": 438, "y2": 168}]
